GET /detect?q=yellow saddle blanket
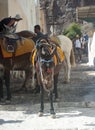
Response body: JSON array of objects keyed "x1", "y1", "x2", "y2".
[
  {"x1": 32, "y1": 46, "x2": 64, "y2": 66},
  {"x1": 0, "y1": 38, "x2": 35, "y2": 58}
]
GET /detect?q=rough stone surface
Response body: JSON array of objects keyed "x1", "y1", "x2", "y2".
[{"x1": 40, "y1": 0, "x2": 76, "y2": 34}]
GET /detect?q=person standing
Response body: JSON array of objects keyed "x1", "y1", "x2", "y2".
[
  {"x1": 32, "y1": 24, "x2": 48, "y2": 44},
  {"x1": 74, "y1": 35, "x2": 82, "y2": 63}
]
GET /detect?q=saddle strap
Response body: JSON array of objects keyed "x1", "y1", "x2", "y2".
[{"x1": 11, "y1": 52, "x2": 16, "y2": 68}]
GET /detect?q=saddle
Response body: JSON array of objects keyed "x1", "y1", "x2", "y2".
[
  {"x1": 0, "y1": 34, "x2": 35, "y2": 58},
  {"x1": 2, "y1": 34, "x2": 23, "y2": 53}
]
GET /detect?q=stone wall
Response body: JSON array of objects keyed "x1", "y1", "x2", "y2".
[{"x1": 40, "y1": 0, "x2": 76, "y2": 35}]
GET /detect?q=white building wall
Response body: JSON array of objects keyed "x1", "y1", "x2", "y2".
[
  {"x1": 88, "y1": 32, "x2": 95, "y2": 66},
  {"x1": 8, "y1": 0, "x2": 40, "y2": 32},
  {"x1": 31, "y1": 0, "x2": 38, "y2": 31},
  {"x1": 17, "y1": 0, "x2": 40, "y2": 31},
  {"x1": 35, "y1": 0, "x2": 40, "y2": 25}
]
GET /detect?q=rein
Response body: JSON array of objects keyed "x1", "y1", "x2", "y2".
[{"x1": 38, "y1": 57, "x2": 44, "y2": 86}]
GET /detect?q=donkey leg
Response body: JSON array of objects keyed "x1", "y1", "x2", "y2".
[
  {"x1": 0, "y1": 78, "x2": 4, "y2": 100},
  {"x1": 63, "y1": 59, "x2": 70, "y2": 83},
  {"x1": 38, "y1": 85, "x2": 44, "y2": 117},
  {"x1": 19, "y1": 69, "x2": 32, "y2": 92},
  {"x1": 4, "y1": 71, "x2": 11, "y2": 100},
  {"x1": 32, "y1": 72, "x2": 40, "y2": 94},
  {"x1": 49, "y1": 91, "x2": 56, "y2": 118},
  {"x1": 67, "y1": 55, "x2": 71, "y2": 83},
  {"x1": 53, "y1": 73, "x2": 59, "y2": 100},
  {"x1": 21, "y1": 70, "x2": 30, "y2": 91}
]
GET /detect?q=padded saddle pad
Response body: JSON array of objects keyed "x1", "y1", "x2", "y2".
[{"x1": 0, "y1": 38, "x2": 35, "y2": 58}]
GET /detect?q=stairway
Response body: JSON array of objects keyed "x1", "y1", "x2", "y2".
[{"x1": 77, "y1": 5, "x2": 95, "y2": 19}]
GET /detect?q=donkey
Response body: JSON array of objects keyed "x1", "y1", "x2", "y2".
[
  {"x1": 32, "y1": 38, "x2": 65, "y2": 118},
  {"x1": 0, "y1": 31, "x2": 35, "y2": 102}
]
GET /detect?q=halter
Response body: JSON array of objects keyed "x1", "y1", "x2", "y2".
[{"x1": 40, "y1": 58, "x2": 53, "y2": 64}]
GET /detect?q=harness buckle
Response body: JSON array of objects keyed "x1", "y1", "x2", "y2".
[{"x1": 7, "y1": 45, "x2": 14, "y2": 52}]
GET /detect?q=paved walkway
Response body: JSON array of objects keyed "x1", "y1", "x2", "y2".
[
  {"x1": 0, "y1": 57, "x2": 95, "y2": 129},
  {"x1": 0, "y1": 105, "x2": 95, "y2": 130}
]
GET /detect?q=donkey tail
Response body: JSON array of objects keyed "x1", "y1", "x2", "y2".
[{"x1": 70, "y1": 48, "x2": 76, "y2": 67}]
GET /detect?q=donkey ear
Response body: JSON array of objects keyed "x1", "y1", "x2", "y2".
[
  {"x1": 50, "y1": 44, "x2": 57, "y2": 56},
  {"x1": 36, "y1": 39, "x2": 41, "y2": 49}
]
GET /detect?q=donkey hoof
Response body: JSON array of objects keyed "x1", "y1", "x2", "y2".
[
  {"x1": 51, "y1": 114, "x2": 56, "y2": 119},
  {"x1": 38, "y1": 112, "x2": 43, "y2": 117}
]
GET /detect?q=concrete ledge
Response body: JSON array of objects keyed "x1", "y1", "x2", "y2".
[{"x1": 58, "y1": 101, "x2": 95, "y2": 108}]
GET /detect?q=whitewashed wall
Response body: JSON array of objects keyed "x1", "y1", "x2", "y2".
[
  {"x1": 17, "y1": 0, "x2": 40, "y2": 31},
  {"x1": 88, "y1": 32, "x2": 95, "y2": 66},
  {"x1": 8, "y1": 0, "x2": 40, "y2": 31}
]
